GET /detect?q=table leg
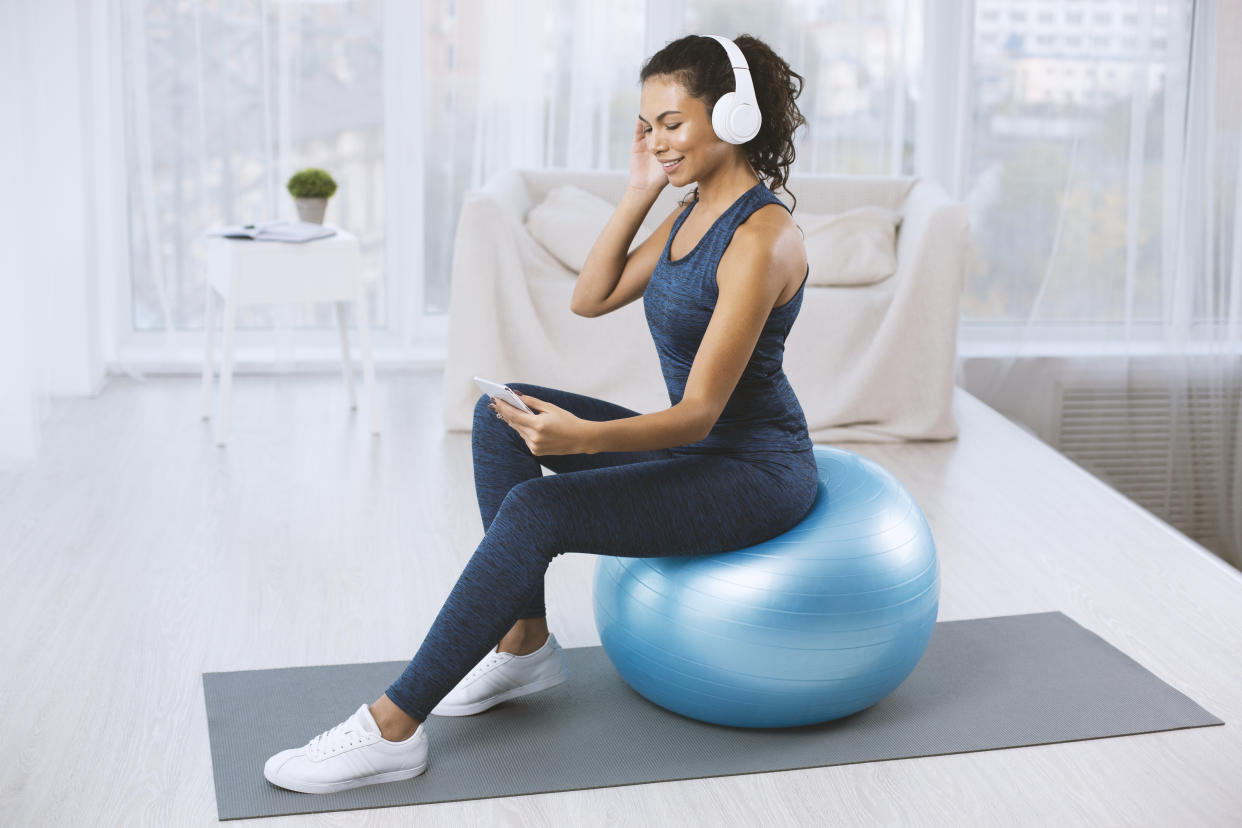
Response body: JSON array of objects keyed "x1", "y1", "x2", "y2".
[
  {"x1": 202, "y1": 284, "x2": 217, "y2": 419},
  {"x1": 216, "y1": 281, "x2": 239, "y2": 446},
  {"x1": 355, "y1": 286, "x2": 379, "y2": 435},
  {"x1": 334, "y1": 301, "x2": 357, "y2": 410}
]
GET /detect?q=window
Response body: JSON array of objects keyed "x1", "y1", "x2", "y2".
[
  {"x1": 116, "y1": 0, "x2": 1203, "y2": 351},
  {"x1": 963, "y1": 0, "x2": 1182, "y2": 323},
  {"x1": 122, "y1": 1, "x2": 388, "y2": 335},
  {"x1": 687, "y1": 0, "x2": 920, "y2": 177}
]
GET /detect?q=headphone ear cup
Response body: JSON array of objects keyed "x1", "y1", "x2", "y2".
[
  {"x1": 730, "y1": 102, "x2": 761, "y2": 143},
  {"x1": 713, "y1": 91, "x2": 739, "y2": 143},
  {"x1": 713, "y1": 91, "x2": 761, "y2": 144}
]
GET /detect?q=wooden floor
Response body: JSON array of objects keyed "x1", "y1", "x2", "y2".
[{"x1": 2, "y1": 373, "x2": 1240, "y2": 827}]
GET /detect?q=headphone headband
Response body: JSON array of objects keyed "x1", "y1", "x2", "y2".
[
  {"x1": 704, "y1": 35, "x2": 761, "y2": 144},
  {"x1": 706, "y1": 34, "x2": 752, "y2": 75}
]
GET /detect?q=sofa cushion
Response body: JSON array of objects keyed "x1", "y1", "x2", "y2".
[
  {"x1": 799, "y1": 205, "x2": 901, "y2": 286},
  {"x1": 525, "y1": 185, "x2": 658, "y2": 273}
]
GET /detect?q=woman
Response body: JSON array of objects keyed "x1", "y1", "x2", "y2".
[{"x1": 264, "y1": 33, "x2": 817, "y2": 794}]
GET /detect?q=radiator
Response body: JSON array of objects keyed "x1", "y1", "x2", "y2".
[{"x1": 1052, "y1": 370, "x2": 1241, "y2": 556}]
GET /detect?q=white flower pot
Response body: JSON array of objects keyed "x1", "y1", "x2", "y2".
[{"x1": 294, "y1": 197, "x2": 328, "y2": 224}]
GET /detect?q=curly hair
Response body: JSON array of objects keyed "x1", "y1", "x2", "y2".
[{"x1": 639, "y1": 34, "x2": 807, "y2": 211}]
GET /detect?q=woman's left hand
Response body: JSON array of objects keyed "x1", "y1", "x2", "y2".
[{"x1": 491, "y1": 392, "x2": 592, "y2": 456}]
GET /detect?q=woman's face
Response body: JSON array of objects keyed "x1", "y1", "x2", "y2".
[{"x1": 639, "y1": 76, "x2": 727, "y2": 185}]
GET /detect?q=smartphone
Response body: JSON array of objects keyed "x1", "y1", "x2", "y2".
[{"x1": 473, "y1": 376, "x2": 535, "y2": 415}]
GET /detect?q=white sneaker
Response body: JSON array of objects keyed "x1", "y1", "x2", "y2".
[
  {"x1": 263, "y1": 703, "x2": 428, "y2": 794},
  {"x1": 431, "y1": 632, "x2": 569, "y2": 716}
]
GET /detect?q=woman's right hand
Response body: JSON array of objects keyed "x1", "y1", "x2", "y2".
[{"x1": 629, "y1": 118, "x2": 669, "y2": 193}]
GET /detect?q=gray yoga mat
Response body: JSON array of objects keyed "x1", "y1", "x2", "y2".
[{"x1": 203, "y1": 611, "x2": 1223, "y2": 821}]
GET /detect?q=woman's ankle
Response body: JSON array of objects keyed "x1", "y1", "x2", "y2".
[
  {"x1": 497, "y1": 621, "x2": 550, "y2": 655},
  {"x1": 370, "y1": 694, "x2": 422, "y2": 741}
]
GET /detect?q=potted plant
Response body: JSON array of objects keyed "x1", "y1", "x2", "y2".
[{"x1": 286, "y1": 168, "x2": 338, "y2": 224}]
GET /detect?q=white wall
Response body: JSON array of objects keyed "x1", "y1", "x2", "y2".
[
  {"x1": 6, "y1": 0, "x2": 113, "y2": 399},
  {"x1": 1, "y1": 0, "x2": 123, "y2": 466},
  {"x1": 0, "y1": 0, "x2": 40, "y2": 465}
]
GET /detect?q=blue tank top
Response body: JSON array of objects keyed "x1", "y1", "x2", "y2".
[{"x1": 643, "y1": 181, "x2": 813, "y2": 457}]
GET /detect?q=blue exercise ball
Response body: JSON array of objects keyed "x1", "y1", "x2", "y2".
[{"x1": 593, "y1": 444, "x2": 940, "y2": 728}]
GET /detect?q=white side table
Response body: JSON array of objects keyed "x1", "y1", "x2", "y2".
[{"x1": 201, "y1": 225, "x2": 378, "y2": 445}]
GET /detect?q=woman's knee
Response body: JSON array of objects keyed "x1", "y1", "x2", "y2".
[
  {"x1": 482, "y1": 483, "x2": 564, "y2": 559},
  {"x1": 499, "y1": 477, "x2": 541, "y2": 513},
  {"x1": 497, "y1": 480, "x2": 566, "y2": 535}
]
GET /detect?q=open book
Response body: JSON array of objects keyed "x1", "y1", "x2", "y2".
[{"x1": 206, "y1": 220, "x2": 337, "y2": 243}]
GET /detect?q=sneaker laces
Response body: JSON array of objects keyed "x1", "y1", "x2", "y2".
[
  {"x1": 462, "y1": 650, "x2": 511, "y2": 683},
  {"x1": 306, "y1": 715, "x2": 373, "y2": 761}
]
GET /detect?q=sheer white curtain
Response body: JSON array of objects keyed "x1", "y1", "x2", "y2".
[
  {"x1": 418, "y1": 0, "x2": 649, "y2": 314},
  {"x1": 117, "y1": 0, "x2": 403, "y2": 362},
  {"x1": 960, "y1": 0, "x2": 1242, "y2": 569},
  {"x1": 686, "y1": 0, "x2": 920, "y2": 178},
  {"x1": 419, "y1": 0, "x2": 920, "y2": 316}
]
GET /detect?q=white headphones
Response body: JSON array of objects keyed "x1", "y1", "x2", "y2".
[{"x1": 705, "y1": 35, "x2": 762, "y2": 144}]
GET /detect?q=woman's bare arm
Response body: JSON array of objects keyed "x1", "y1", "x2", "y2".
[{"x1": 571, "y1": 190, "x2": 683, "y2": 318}]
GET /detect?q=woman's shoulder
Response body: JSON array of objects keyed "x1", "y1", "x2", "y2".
[
  {"x1": 738, "y1": 198, "x2": 803, "y2": 250},
  {"x1": 730, "y1": 198, "x2": 807, "y2": 275}
]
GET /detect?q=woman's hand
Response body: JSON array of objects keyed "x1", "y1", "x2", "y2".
[
  {"x1": 491, "y1": 392, "x2": 593, "y2": 456},
  {"x1": 629, "y1": 118, "x2": 670, "y2": 193}
]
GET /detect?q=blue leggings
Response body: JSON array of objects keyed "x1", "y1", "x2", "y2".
[{"x1": 384, "y1": 383, "x2": 819, "y2": 721}]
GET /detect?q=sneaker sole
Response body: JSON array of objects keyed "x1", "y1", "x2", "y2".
[
  {"x1": 267, "y1": 761, "x2": 428, "y2": 795},
  {"x1": 430, "y1": 668, "x2": 568, "y2": 717}
]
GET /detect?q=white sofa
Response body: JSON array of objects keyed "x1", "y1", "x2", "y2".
[{"x1": 441, "y1": 168, "x2": 968, "y2": 443}]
